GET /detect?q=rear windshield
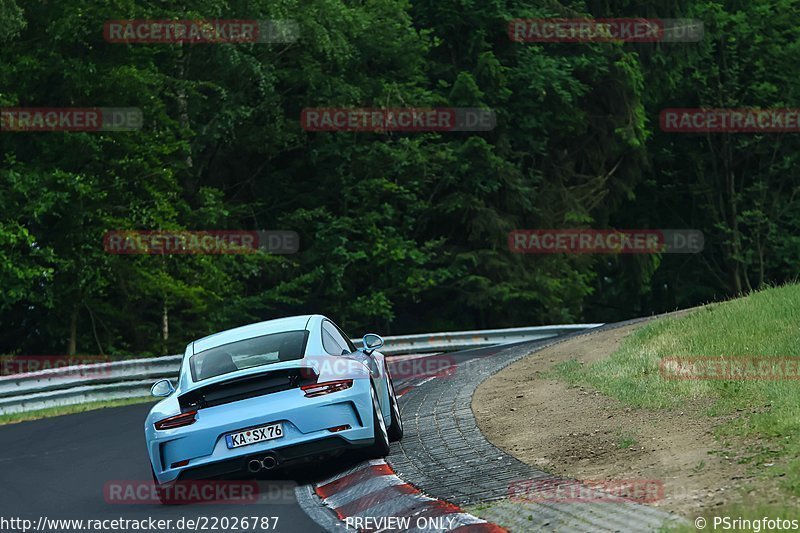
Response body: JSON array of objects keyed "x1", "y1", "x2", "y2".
[{"x1": 190, "y1": 330, "x2": 309, "y2": 382}]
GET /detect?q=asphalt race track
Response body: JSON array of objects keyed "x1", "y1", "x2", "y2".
[{"x1": 0, "y1": 343, "x2": 522, "y2": 533}]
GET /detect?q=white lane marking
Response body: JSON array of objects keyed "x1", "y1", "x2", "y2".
[
  {"x1": 387, "y1": 352, "x2": 443, "y2": 362},
  {"x1": 314, "y1": 459, "x2": 491, "y2": 532},
  {"x1": 316, "y1": 458, "x2": 386, "y2": 486},
  {"x1": 414, "y1": 376, "x2": 436, "y2": 387},
  {"x1": 349, "y1": 491, "x2": 435, "y2": 519},
  {"x1": 321, "y1": 475, "x2": 406, "y2": 509}
]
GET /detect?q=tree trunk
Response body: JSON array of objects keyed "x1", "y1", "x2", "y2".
[
  {"x1": 68, "y1": 307, "x2": 78, "y2": 355},
  {"x1": 162, "y1": 301, "x2": 169, "y2": 355}
]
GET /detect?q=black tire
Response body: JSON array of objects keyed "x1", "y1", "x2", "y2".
[
  {"x1": 366, "y1": 386, "x2": 390, "y2": 458},
  {"x1": 386, "y1": 374, "x2": 403, "y2": 442}
]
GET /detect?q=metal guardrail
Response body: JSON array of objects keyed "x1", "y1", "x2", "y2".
[
  {"x1": 350, "y1": 325, "x2": 600, "y2": 355},
  {"x1": 0, "y1": 324, "x2": 601, "y2": 415}
]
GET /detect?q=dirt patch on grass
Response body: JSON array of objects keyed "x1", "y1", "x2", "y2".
[{"x1": 472, "y1": 319, "x2": 791, "y2": 517}]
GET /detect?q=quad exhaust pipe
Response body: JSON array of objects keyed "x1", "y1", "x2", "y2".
[{"x1": 247, "y1": 454, "x2": 279, "y2": 473}]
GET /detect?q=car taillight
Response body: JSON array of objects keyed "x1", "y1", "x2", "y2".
[
  {"x1": 154, "y1": 411, "x2": 197, "y2": 430},
  {"x1": 300, "y1": 379, "x2": 353, "y2": 397}
]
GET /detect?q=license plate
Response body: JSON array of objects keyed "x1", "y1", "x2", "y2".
[{"x1": 225, "y1": 422, "x2": 283, "y2": 449}]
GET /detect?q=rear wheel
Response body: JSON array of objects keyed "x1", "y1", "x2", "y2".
[
  {"x1": 386, "y1": 374, "x2": 403, "y2": 442},
  {"x1": 366, "y1": 386, "x2": 390, "y2": 458}
]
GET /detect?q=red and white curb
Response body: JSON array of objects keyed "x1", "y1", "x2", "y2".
[{"x1": 310, "y1": 459, "x2": 506, "y2": 532}]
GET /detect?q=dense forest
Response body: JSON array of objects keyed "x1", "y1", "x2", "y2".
[{"x1": 1, "y1": 0, "x2": 798, "y2": 356}]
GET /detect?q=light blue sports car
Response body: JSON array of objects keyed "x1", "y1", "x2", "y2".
[{"x1": 144, "y1": 315, "x2": 403, "y2": 488}]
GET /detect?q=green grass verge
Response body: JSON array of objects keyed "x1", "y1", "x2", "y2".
[
  {"x1": 552, "y1": 283, "x2": 800, "y2": 517},
  {"x1": 0, "y1": 396, "x2": 156, "y2": 426}
]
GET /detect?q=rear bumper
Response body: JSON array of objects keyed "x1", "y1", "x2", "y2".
[{"x1": 176, "y1": 436, "x2": 370, "y2": 481}]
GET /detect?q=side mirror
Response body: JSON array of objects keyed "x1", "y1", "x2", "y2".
[
  {"x1": 151, "y1": 379, "x2": 175, "y2": 397},
  {"x1": 362, "y1": 333, "x2": 384, "y2": 355}
]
